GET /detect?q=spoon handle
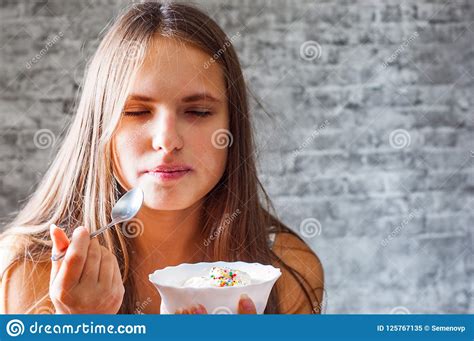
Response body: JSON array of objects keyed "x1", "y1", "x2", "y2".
[
  {"x1": 50, "y1": 221, "x2": 118, "y2": 261},
  {"x1": 90, "y1": 221, "x2": 117, "y2": 238}
]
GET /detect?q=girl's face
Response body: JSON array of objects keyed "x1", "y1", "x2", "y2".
[{"x1": 112, "y1": 37, "x2": 229, "y2": 210}]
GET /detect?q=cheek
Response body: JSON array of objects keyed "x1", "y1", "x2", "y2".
[
  {"x1": 117, "y1": 133, "x2": 139, "y2": 152},
  {"x1": 113, "y1": 131, "x2": 144, "y2": 181},
  {"x1": 192, "y1": 134, "x2": 228, "y2": 181}
]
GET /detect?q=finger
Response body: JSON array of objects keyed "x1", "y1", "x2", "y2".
[
  {"x1": 238, "y1": 294, "x2": 257, "y2": 314},
  {"x1": 49, "y1": 224, "x2": 70, "y2": 284},
  {"x1": 176, "y1": 308, "x2": 190, "y2": 314},
  {"x1": 197, "y1": 304, "x2": 208, "y2": 314},
  {"x1": 79, "y1": 237, "x2": 102, "y2": 283},
  {"x1": 191, "y1": 304, "x2": 207, "y2": 314},
  {"x1": 55, "y1": 226, "x2": 90, "y2": 289},
  {"x1": 111, "y1": 251, "x2": 123, "y2": 291},
  {"x1": 98, "y1": 247, "x2": 114, "y2": 285}
]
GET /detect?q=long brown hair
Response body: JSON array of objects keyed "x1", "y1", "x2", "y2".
[{"x1": 0, "y1": 1, "x2": 322, "y2": 314}]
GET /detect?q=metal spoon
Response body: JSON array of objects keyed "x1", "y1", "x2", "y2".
[{"x1": 51, "y1": 187, "x2": 144, "y2": 261}]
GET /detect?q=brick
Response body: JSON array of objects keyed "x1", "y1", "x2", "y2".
[
  {"x1": 417, "y1": 3, "x2": 469, "y2": 23},
  {"x1": 293, "y1": 151, "x2": 350, "y2": 175},
  {"x1": 425, "y1": 213, "x2": 473, "y2": 234}
]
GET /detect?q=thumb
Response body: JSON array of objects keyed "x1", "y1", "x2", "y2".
[
  {"x1": 49, "y1": 223, "x2": 70, "y2": 284},
  {"x1": 238, "y1": 294, "x2": 257, "y2": 314}
]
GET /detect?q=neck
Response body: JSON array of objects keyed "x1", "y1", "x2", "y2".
[{"x1": 131, "y1": 199, "x2": 206, "y2": 270}]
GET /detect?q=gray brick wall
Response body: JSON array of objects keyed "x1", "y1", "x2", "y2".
[{"x1": 0, "y1": 0, "x2": 472, "y2": 313}]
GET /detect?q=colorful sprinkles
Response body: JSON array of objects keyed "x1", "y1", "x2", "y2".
[{"x1": 209, "y1": 267, "x2": 246, "y2": 287}]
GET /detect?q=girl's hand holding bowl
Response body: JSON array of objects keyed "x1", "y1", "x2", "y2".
[{"x1": 175, "y1": 294, "x2": 257, "y2": 314}]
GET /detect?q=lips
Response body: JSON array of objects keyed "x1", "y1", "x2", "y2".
[
  {"x1": 145, "y1": 164, "x2": 192, "y2": 173},
  {"x1": 144, "y1": 164, "x2": 192, "y2": 182}
]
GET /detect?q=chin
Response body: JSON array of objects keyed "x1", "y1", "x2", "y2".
[
  {"x1": 144, "y1": 201, "x2": 189, "y2": 211},
  {"x1": 142, "y1": 191, "x2": 193, "y2": 211}
]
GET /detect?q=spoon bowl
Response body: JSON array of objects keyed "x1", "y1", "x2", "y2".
[
  {"x1": 90, "y1": 187, "x2": 144, "y2": 238},
  {"x1": 51, "y1": 187, "x2": 144, "y2": 261}
]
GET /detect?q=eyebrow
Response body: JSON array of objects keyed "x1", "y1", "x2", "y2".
[
  {"x1": 182, "y1": 93, "x2": 222, "y2": 103},
  {"x1": 127, "y1": 93, "x2": 223, "y2": 103}
]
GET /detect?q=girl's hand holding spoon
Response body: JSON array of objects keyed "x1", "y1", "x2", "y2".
[{"x1": 49, "y1": 188, "x2": 143, "y2": 314}]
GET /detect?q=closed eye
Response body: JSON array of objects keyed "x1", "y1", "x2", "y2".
[
  {"x1": 123, "y1": 110, "x2": 212, "y2": 117},
  {"x1": 186, "y1": 110, "x2": 212, "y2": 117},
  {"x1": 123, "y1": 111, "x2": 149, "y2": 116}
]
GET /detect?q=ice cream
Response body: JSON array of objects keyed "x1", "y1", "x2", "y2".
[
  {"x1": 149, "y1": 261, "x2": 282, "y2": 314},
  {"x1": 182, "y1": 266, "x2": 251, "y2": 288}
]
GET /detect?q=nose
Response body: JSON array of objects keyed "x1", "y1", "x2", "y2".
[{"x1": 151, "y1": 107, "x2": 184, "y2": 153}]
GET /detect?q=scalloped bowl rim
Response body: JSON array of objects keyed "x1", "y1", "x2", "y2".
[{"x1": 149, "y1": 261, "x2": 281, "y2": 291}]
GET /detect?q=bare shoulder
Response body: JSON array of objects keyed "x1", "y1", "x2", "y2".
[
  {"x1": 272, "y1": 231, "x2": 325, "y2": 314},
  {"x1": 0, "y1": 259, "x2": 54, "y2": 314}
]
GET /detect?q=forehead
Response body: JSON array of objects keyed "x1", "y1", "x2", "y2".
[{"x1": 130, "y1": 36, "x2": 226, "y2": 102}]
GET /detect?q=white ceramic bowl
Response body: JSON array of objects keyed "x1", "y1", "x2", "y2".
[{"x1": 149, "y1": 261, "x2": 281, "y2": 314}]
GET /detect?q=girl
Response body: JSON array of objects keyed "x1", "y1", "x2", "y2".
[{"x1": 0, "y1": 1, "x2": 324, "y2": 314}]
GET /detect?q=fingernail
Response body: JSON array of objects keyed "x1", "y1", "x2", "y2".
[
  {"x1": 50, "y1": 224, "x2": 57, "y2": 245},
  {"x1": 240, "y1": 294, "x2": 254, "y2": 311},
  {"x1": 195, "y1": 304, "x2": 206, "y2": 314}
]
